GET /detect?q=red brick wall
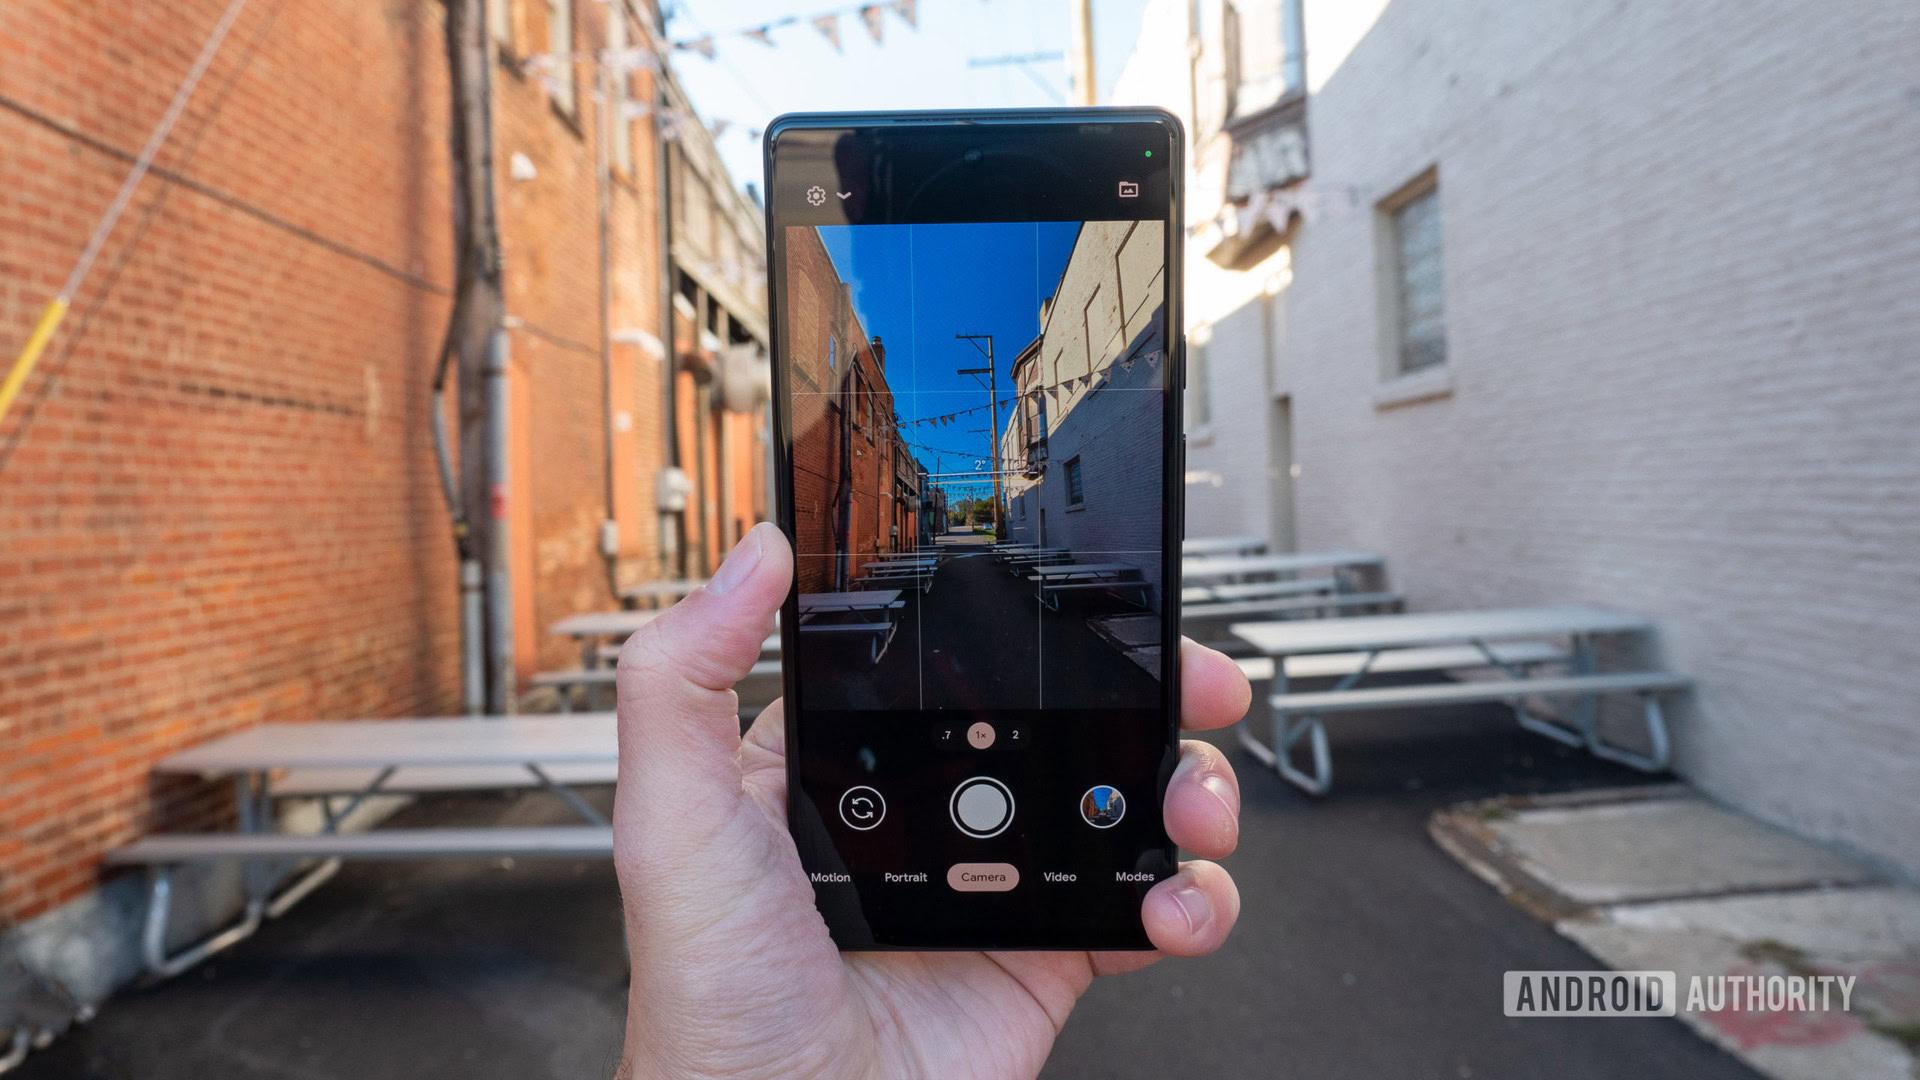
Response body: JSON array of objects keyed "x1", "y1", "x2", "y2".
[
  {"x1": 782, "y1": 226, "x2": 906, "y2": 593},
  {"x1": 0, "y1": 0, "x2": 464, "y2": 923},
  {"x1": 0, "y1": 0, "x2": 679, "y2": 925}
]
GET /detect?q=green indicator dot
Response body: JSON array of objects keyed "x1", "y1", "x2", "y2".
[{"x1": 1144, "y1": 150, "x2": 1153, "y2": 157}]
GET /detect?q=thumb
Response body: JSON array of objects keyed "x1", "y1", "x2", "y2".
[{"x1": 615, "y1": 522, "x2": 792, "y2": 797}]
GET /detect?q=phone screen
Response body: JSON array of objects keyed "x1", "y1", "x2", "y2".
[{"x1": 765, "y1": 113, "x2": 1182, "y2": 949}]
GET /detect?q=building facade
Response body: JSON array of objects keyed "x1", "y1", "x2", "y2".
[
  {"x1": 1115, "y1": 0, "x2": 1920, "y2": 875},
  {"x1": 783, "y1": 227, "x2": 924, "y2": 593},
  {"x1": 0, "y1": 0, "x2": 766, "y2": 1005},
  {"x1": 1111, "y1": 0, "x2": 1308, "y2": 552},
  {"x1": 999, "y1": 221, "x2": 1169, "y2": 610}
]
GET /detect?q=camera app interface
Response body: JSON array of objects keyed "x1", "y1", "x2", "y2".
[
  {"x1": 787, "y1": 218, "x2": 1168, "y2": 711},
  {"x1": 775, "y1": 126, "x2": 1179, "y2": 946}
]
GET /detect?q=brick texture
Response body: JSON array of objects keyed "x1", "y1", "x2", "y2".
[
  {"x1": 0, "y1": 0, "x2": 763, "y2": 926},
  {"x1": 783, "y1": 225, "x2": 918, "y2": 593}
]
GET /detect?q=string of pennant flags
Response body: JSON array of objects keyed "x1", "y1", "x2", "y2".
[
  {"x1": 672, "y1": 0, "x2": 920, "y2": 58},
  {"x1": 516, "y1": 48, "x2": 768, "y2": 143},
  {"x1": 893, "y1": 347, "x2": 1165, "y2": 430}
]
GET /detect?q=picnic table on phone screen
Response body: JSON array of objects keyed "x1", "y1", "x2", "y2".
[
  {"x1": 1028, "y1": 562, "x2": 1151, "y2": 610},
  {"x1": 1228, "y1": 605, "x2": 1691, "y2": 795},
  {"x1": 798, "y1": 589, "x2": 906, "y2": 663},
  {"x1": 106, "y1": 715, "x2": 620, "y2": 976},
  {"x1": 859, "y1": 557, "x2": 938, "y2": 593}
]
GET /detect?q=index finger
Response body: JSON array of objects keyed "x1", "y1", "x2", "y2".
[{"x1": 1180, "y1": 637, "x2": 1252, "y2": 732}]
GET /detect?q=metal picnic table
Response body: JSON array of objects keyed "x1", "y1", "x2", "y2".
[
  {"x1": 109, "y1": 715, "x2": 620, "y2": 975},
  {"x1": 859, "y1": 557, "x2": 938, "y2": 593},
  {"x1": 1028, "y1": 562, "x2": 1152, "y2": 611},
  {"x1": 797, "y1": 589, "x2": 905, "y2": 663},
  {"x1": 1227, "y1": 605, "x2": 1690, "y2": 794},
  {"x1": 1183, "y1": 536, "x2": 1269, "y2": 558},
  {"x1": 1183, "y1": 549, "x2": 1385, "y2": 584},
  {"x1": 1004, "y1": 548, "x2": 1073, "y2": 574}
]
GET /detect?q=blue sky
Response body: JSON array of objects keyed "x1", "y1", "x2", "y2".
[
  {"x1": 816, "y1": 220, "x2": 1079, "y2": 490},
  {"x1": 665, "y1": 0, "x2": 1149, "y2": 193}
]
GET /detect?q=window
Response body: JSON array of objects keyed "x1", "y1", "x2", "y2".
[
  {"x1": 1186, "y1": 326, "x2": 1212, "y2": 431},
  {"x1": 607, "y1": 9, "x2": 631, "y2": 174},
  {"x1": 828, "y1": 334, "x2": 837, "y2": 371},
  {"x1": 1387, "y1": 177, "x2": 1446, "y2": 376},
  {"x1": 1065, "y1": 457, "x2": 1085, "y2": 506},
  {"x1": 546, "y1": 0, "x2": 575, "y2": 114}
]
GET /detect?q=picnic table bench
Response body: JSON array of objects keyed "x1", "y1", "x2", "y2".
[
  {"x1": 1004, "y1": 548, "x2": 1073, "y2": 575},
  {"x1": 1183, "y1": 536, "x2": 1269, "y2": 558},
  {"x1": 798, "y1": 590, "x2": 905, "y2": 663},
  {"x1": 107, "y1": 715, "x2": 620, "y2": 977},
  {"x1": 1182, "y1": 549, "x2": 1385, "y2": 585},
  {"x1": 858, "y1": 557, "x2": 938, "y2": 594},
  {"x1": 1027, "y1": 563, "x2": 1152, "y2": 611},
  {"x1": 1228, "y1": 606, "x2": 1691, "y2": 795}
]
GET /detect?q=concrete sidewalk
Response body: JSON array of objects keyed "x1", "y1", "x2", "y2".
[{"x1": 1431, "y1": 787, "x2": 1920, "y2": 1080}]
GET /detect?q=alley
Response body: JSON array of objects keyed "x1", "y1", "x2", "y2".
[{"x1": 798, "y1": 529, "x2": 1164, "y2": 711}]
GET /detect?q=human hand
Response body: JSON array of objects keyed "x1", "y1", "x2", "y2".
[{"x1": 613, "y1": 523, "x2": 1250, "y2": 1080}]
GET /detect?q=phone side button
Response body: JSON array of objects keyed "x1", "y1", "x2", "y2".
[{"x1": 947, "y1": 863, "x2": 1021, "y2": 892}]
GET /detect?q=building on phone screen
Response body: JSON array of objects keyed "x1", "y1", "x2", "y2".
[{"x1": 999, "y1": 220, "x2": 1169, "y2": 613}]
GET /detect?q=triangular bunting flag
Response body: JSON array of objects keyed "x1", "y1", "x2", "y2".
[
  {"x1": 861, "y1": 5, "x2": 885, "y2": 43},
  {"x1": 709, "y1": 119, "x2": 731, "y2": 139},
  {"x1": 890, "y1": 0, "x2": 918, "y2": 29},
  {"x1": 675, "y1": 36, "x2": 715, "y2": 59},
  {"x1": 813, "y1": 14, "x2": 842, "y2": 51},
  {"x1": 743, "y1": 26, "x2": 775, "y2": 46}
]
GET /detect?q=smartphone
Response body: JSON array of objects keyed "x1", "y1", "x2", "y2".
[{"x1": 764, "y1": 109, "x2": 1184, "y2": 950}]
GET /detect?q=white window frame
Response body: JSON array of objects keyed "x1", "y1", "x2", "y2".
[{"x1": 1374, "y1": 166, "x2": 1452, "y2": 408}]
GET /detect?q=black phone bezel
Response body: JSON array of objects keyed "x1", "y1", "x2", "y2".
[{"x1": 762, "y1": 108, "x2": 1186, "y2": 951}]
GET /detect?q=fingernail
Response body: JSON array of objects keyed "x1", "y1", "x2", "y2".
[
  {"x1": 708, "y1": 524, "x2": 767, "y2": 595},
  {"x1": 1167, "y1": 881, "x2": 1214, "y2": 936},
  {"x1": 1201, "y1": 773, "x2": 1239, "y2": 818}
]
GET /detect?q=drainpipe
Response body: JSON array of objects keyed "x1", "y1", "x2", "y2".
[
  {"x1": 654, "y1": 93, "x2": 683, "y2": 578},
  {"x1": 485, "y1": 327, "x2": 515, "y2": 714},
  {"x1": 441, "y1": 0, "x2": 504, "y2": 714},
  {"x1": 594, "y1": 60, "x2": 621, "y2": 600}
]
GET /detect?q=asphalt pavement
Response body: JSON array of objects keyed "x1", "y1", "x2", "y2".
[{"x1": 18, "y1": 693, "x2": 1759, "y2": 1079}]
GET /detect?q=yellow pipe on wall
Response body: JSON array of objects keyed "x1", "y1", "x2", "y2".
[{"x1": 0, "y1": 298, "x2": 71, "y2": 428}]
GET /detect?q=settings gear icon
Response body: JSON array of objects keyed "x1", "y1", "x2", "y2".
[{"x1": 805, "y1": 185, "x2": 827, "y2": 207}]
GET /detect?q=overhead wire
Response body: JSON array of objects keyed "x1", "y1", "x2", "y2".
[{"x1": 0, "y1": 0, "x2": 254, "y2": 435}]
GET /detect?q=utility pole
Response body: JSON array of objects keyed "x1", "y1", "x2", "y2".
[
  {"x1": 956, "y1": 334, "x2": 1003, "y2": 535},
  {"x1": 1068, "y1": 0, "x2": 1096, "y2": 107}
]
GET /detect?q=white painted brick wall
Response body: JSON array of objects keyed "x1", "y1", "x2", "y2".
[{"x1": 1286, "y1": 0, "x2": 1920, "y2": 874}]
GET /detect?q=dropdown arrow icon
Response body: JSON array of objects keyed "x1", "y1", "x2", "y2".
[{"x1": 836, "y1": 191, "x2": 852, "y2": 200}]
